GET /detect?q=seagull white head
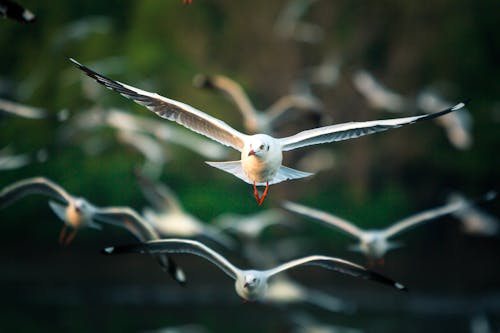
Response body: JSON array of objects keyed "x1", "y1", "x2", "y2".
[
  {"x1": 243, "y1": 272, "x2": 261, "y2": 289},
  {"x1": 246, "y1": 134, "x2": 272, "y2": 157}
]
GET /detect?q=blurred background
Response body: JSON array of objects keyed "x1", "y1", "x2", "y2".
[{"x1": 0, "y1": 0, "x2": 499, "y2": 332}]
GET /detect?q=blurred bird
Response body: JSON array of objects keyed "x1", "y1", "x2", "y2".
[
  {"x1": 273, "y1": 0, "x2": 324, "y2": 43},
  {"x1": 0, "y1": 97, "x2": 46, "y2": 119},
  {"x1": 352, "y1": 69, "x2": 408, "y2": 113},
  {"x1": 283, "y1": 199, "x2": 473, "y2": 264},
  {"x1": 417, "y1": 89, "x2": 473, "y2": 150},
  {"x1": 447, "y1": 192, "x2": 498, "y2": 236},
  {"x1": 102, "y1": 238, "x2": 407, "y2": 302},
  {"x1": 71, "y1": 58, "x2": 468, "y2": 206},
  {"x1": 0, "y1": 147, "x2": 48, "y2": 171},
  {"x1": 0, "y1": 177, "x2": 102, "y2": 245},
  {"x1": 91, "y1": 206, "x2": 186, "y2": 285},
  {"x1": 135, "y1": 171, "x2": 235, "y2": 249},
  {"x1": 193, "y1": 73, "x2": 322, "y2": 135},
  {"x1": 0, "y1": 0, "x2": 35, "y2": 23}
]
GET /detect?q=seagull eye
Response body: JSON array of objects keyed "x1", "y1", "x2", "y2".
[{"x1": 259, "y1": 144, "x2": 264, "y2": 150}]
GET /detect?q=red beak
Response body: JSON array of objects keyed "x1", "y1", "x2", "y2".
[
  {"x1": 248, "y1": 149, "x2": 255, "y2": 156},
  {"x1": 243, "y1": 282, "x2": 249, "y2": 288}
]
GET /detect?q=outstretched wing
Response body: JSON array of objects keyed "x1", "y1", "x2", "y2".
[
  {"x1": 134, "y1": 170, "x2": 183, "y2": 213},
  {"x1": 0, "y1": 177, "x2": 72, "y2": 209},
  {"x1": 103, "y1": 238, "x2": 239, "y2": 280},
  {"x1": 279, "y1": 101, "x2": 469, "y2": 151},
  {"x1": 265, "y1": 255, "x2": 406, "y2": 291},
  {"x1": 93, "y1": 206, "x2": 186, "y2": 285},
  {"x1": 70, "y1": 58, "x2": 247, "y2": 152},
  {"x1": 283, "y1": 201, "x2": 364, "y2": 240}
]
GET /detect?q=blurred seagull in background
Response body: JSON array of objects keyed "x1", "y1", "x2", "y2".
[
  {"x1": 0, "y1": 177, "x2": 101, "y2": 245},
  {"x1": 0, "y1": 98, "x2": 46, "y2": 119},
  {"x1": 273, "y1": 0, "x2": 323, "y2": 44},
  {"x1": 102, "y1": 238, "x2": 407, "y2": 302},
  {"x1": 135, "y1": 171, "x2": 235, "y2": 249},
  {"x1": 352, "y1": 69, "x2": 408, "y2": 113},
  {"x1": 417, "y1": 89, "x2": 473, "y2": 150},
  {"x1": 447, "y1": 191, "x2": 498, "y2": 236},
  {"x1": 0, "y1": 146, "x2": 48, "y2": 171},
  {"x1": 0, "y1": 0, "x2": 35, "y2": 23},
  {"x1": 71, "y1": 58, "x2": 468, "y2": 206},
  {"x1": 283, "y1": 199, "x2": 475, "y2": 264},
  {"x1": 193, "y1": 73, "x2": 322, "y2": 135}
]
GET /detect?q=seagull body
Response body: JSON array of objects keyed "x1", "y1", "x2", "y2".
[
  {"x1": 103, "y1": 238, "x2": 406, "y2": 302},
  {"x1": 0, "y1": 177, "x2": 101, "y2": 245},
  {"x1": 193, "y1": 74, "x2": 322, "y2": 135},
  {"x1": 283, "y1": 200, "x2": 471, "y2": 262},
  {"x1": 71, "y1": 58, "x2": 468, "y2": 205}
]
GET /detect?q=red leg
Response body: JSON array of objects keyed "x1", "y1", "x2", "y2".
[
  {"x1": 253, "y1": 181, "x2": 260, "y2": 204},
  {"x1": 258, "y1": 182, "x2": 269, "y2": 206},
  {"x1": 64, "y1": 229, "x2": 78, "y2": 246},
  {"x1": 58, "y1": 225, "x2": 68, "y2": 245}
]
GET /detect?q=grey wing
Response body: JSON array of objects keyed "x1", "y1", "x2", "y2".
[
  {"x1": 283, "y1": 201, "x2": 364, "y2": 239},
  {"x1": 383, "y1": 198, "x2": 472, "y2": 238},
  {"x1": 103, "y1": 238, "x2": 239, "y2": 280},
  {"x1": 70, "y1": 59, "x2": 247, "y2": 152},
  {"x1": 134, "y1": 170, "x2": 182, "y2": 213},
  {"x1": 265, "y1": 255, "x2": 406, "y2": 291},
  {"x1": 92, "y1": 206, "x2": 159, "y2": 241},
  {"x1": 0, "y1": 177, "x2": 72, "y2": 209},
  {"x1": 279, "y1": 101, "x2": 469, "y2": 151}
]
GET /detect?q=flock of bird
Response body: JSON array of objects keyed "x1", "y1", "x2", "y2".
[{"x1": 1, "y1": 1, "x2": 498, "y2": 332}]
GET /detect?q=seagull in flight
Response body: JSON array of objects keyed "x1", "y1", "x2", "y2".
[
  {"x1": 0, "y1": 177, "x2": 102, "y2": 245},
  {"x1": 70, "y1": 58, "x2": 468, "y2": 206},
  {"x1": 0, "y1": 0, "x2": 35, "y2": 23},
  {"x1": 193, "y1": 73, "x2": 322, "y2": 135},
  {"x1": 103, "y1": 238, "x2": 407, "y2": 302},
  {"x1": 283, "y1": 199, "x2": 472, "y2": 265}
]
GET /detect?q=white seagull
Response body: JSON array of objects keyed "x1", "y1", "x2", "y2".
[
  {"x1": 193, "y1": 73, "x2": 322, "y2": 135},
  {"x1": 447, "y1": 192, "x2": 498, "y2": 236},
  {"x1": 135, "y1": 171, "x2": 235, "y2": 249},
  {"x1": 0, "y1": 177, "x2": 102, "y2": 245},
  {"x1": 283, "y1": 200, "x2": 471, "y2": 264},
  {"x1": 70, "y1": 58, "x2": 468, "y2": 205},
  {"x1": 102, "y1": 239, "x2": 407, "y2": 302}
]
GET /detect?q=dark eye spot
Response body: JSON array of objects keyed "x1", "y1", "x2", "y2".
[{"x1": 259, "y1": 144, "x2": 264, "y2": 150}]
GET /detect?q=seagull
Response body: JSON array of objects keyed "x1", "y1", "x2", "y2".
[
  {"x1": 273, "y1": 0, "x2": 324, "y2": 44},
  {"x1": 135, "y1": 171, "x2": 235, "y2": 249},
  {"x1": 0, "y1": 0, "x2": 35, "y2": 23},
  {"x1": 417, "y1": 89, "x2": 473, "y2": 150},
  {"x1": 70, "y1": 58, "x2": 468, "y2": 205},
  {"x1": 91, "y1": 206, "x2": 186, "y2": 285},
  {"x1": 0, "y1": 177, "x2": 102, "y2": 245},
  {"x1": 447, "y1": 192, "x2": 498, "y2": 236},
  {"x1": 0, "y1": 98, "x2": 46, "y2": 119},
  {"x1": 193, "y1": 73, "x2": 322, "y2": 135},
  {"x1": 352, "y1": 69, "x2": 408, "y2": 113},
  {"x1": 283, "y1": 199, "x2": 472, "y2": 264},
  {"x1": 103, "y1": 238, "x2": 407, "y2": 302}
]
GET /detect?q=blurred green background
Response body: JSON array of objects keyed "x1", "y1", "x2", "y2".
[{"x1": 0, "y1": 0, "x2": 499, "y2": 332}]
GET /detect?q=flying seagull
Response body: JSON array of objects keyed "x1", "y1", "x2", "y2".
[
  {"x1": 0, "y1": 177, "x2": 102, "y2": 245},
  {"x1": 70, "y1": 58, "x2": 468, "y2": 205},
  {"x1": 0, "y1": 0, "x2": 35, "y2": 23},
  {"x1": 193, "y1": 73, "x2": 322, "y2": 135},
  {"x1": 103, "y1": 238, "x2": 406, "y2": 302},
  {"x1": 283, "y1": 199, "x2": 472, "y2": 264}
]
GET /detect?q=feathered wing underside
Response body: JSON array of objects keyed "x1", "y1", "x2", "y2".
[
  {"x1": 105, "y1": 239, "x2": 239, "y2": 280},
  {"x1": 0, "y1": 177, "x2": 72, "y2": 209},
  {"x1": 383, "y1": 199, "x2": 469, "y2": 238},
  {"x1": 93, "y1": 207, "x2": 186, "y2": 285},
  {"x1": 283, "y1": 201, "x2": 364, "y2": 239},
  {"x1": 279, "y1": 101, "x2": 468, "y2": 151},
  {"x1": 70, "y1": 58, "x2": 247, "y2": 152},
  {"x1": 265, "y1": 255, "x2": 406, "y2": 291},
  {"x1": 206, "y1": 161, "x2": 313, "y2": 186}
]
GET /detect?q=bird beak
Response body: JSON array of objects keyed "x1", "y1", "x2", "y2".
[
  {"x1": 248, "y1": 149, "x2": 255, "y2": 156},
  {"x1": 243, "y1": 282, "x2": 249, "y2": 288}
]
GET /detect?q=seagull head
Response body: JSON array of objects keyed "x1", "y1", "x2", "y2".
[
  {"x1": 243, "y1": 273, "x2": 260, "y2": 289},
  {"x1": 247, "y1": 135, "x2": 272, "y2": 157}
]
